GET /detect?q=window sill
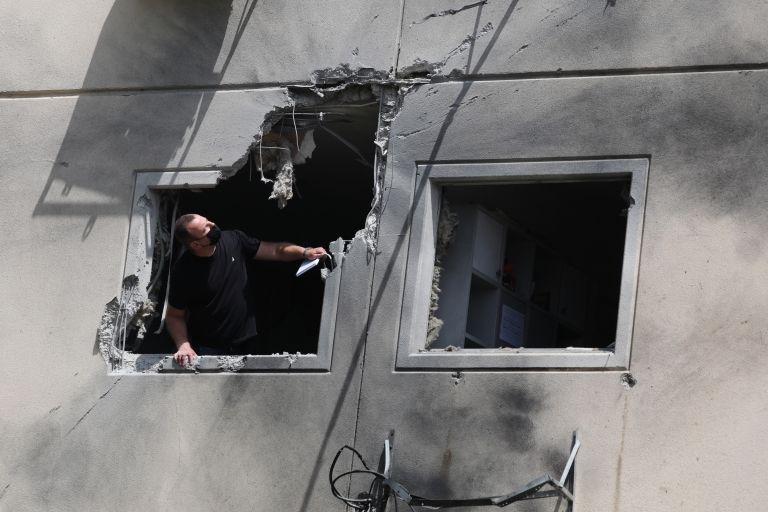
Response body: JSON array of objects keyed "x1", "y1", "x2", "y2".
[
  {"x1": 397, "y1": 347, "x2": 623, "y2": 371},
  {"x1": 113, "y1": 353, "x2": 330, "y2": 374}
]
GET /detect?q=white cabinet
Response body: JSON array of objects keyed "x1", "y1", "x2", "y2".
[
  {"x1": 472, "y1": 209, "x2": 505, "y2": 280},
  {"x1": 433, "y1": 204, "x2": 590, "y2": 349},
  {"x1": 433, "y1": 205, "x2": 503, "y2": 349}
]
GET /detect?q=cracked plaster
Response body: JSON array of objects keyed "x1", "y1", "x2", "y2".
[{"x1": 397, "y1": 0, "x2": 768, "y2": 77}]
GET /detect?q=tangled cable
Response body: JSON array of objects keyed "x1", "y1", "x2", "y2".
[
  {"x1": 329, "y1": 445, "x2": 395, "y2": 512},
  {"x1": 328, "y1": 439, "x2": 580, "y2": 512}
]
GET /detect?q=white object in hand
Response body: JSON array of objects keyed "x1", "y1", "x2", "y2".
[{"x1": 296, "y1": 258, "x2": 320, "y2": 277}]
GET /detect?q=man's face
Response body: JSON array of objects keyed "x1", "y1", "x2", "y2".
[{"x1": 186, "y1": 215, "x2": 216, "y2": 249}]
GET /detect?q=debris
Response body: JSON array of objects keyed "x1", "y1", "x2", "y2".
[
  {"x1": 620, "y1": 372, "x2": 637, "y2": 389},
  {"x1": 217, "y1": 356, "x2": 247, "y2": 372},
  {"x1": 399, "y1": 59, "x2": 443, "y2": 78},
  {"x1": 309, "y1": 64, "x2": 389, "y2": 86},
  {"x1": 295, "y1": 129, "x2": 316, "y2": 164},
  {"x1": 355, "y1": 86, "x2": 402, "y2": 254},
  {"x1": 267, "y1": 140, "x2": 295, "y2": 209},
  {"x1": 426, "y1": 200, "x2": 459, "y2": 347}
]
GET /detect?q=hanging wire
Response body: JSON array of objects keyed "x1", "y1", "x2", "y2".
[
  {"x1": 154, "y1": 192, "x2": 179, "y2": 335},
  {"x1": 256, "y1": 137, "x2": 279, "y2": 183},
  {"x1": 292, "y1": 103, "x2": 300, "y2": 151},
  {"x1": 146, "y1": 222, "x2": 168, "y2": 296},
  {"x1": 329, "y1": 445, "x2": 391, "y2": 512},
  {"x1": 258, "y1": 133, "x2": 263, "y2": 177},
  {"x1": 112, "y1": 277, "x2": 137, "y2": 370},
  {"x1": 319, "y1": 125, "x2": 372, "y2": 167}
]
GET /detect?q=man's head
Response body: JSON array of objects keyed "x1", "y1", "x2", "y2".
[{"x1": 175, "y1": 214, "x2": 221, "y2": 253}]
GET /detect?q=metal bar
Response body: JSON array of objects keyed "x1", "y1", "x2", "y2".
[
  {"x1": 547, "y1": 480, "x2": 575, "y2": 503},
  {"x1": 492, "y1": 475, "x2": 551, "y2": 506},
  {"x1": 410, "y1": 496, "x2": 496, "y2": 508},
  {"x1": 559, "y1": 437, "x2": 581, "y2": 486},
  {"x1": 518, "y1": 490, "x2": 562, "y2": 500},
  {"x1": 384, "y1": 438, "x2": 392, "y2": 478}
]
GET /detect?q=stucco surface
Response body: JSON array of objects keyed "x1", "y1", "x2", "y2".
[
  {"x1": 1, "y1": 375, "x2": 362, "y2": 511},
  {"x1": 0, "y1": 0, "x2": 400, "y2": 92},
  {"x1": 22, "y1": 88, "x2": 290, "y2": 219},
  {"x1": 356, "y1": 72, "x2": 768, "y2": 511},
  {"x1": 0, "y1": 88, "x2": 373, "y2": 511},
  {"x1": 3, "y1": 1, "x2": 768, "y2": 510},
  {"x1": 397, "y1": 0, "x2": 768, "y2": 76},
  {"x1": 4, "y1": 73, "x2": 768, "y2": 510}
]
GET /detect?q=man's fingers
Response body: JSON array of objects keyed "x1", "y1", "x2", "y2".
[
  {"x1": 174, "y1": 351, "x2": 194, "y2": 366},
  {"x1": 309, "y1": 247, "x2": 328, "y2": 260}
]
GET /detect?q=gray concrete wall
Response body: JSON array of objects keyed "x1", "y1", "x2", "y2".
[
  {"x1": 2, "y1": 1, "x2": 768, "y2": 511},
  {"x1": 397, "y1": 0, "x2": 768, "y2": 75},
  {"x1": 1, "y1": 0, "x2": 401, "y2": 91},
  {"x1": 0, "y1": 88, "x2": 373, "y2": 511},
  {"x1": 360, "y1": 72, "x2": 768, "y2": 511}
]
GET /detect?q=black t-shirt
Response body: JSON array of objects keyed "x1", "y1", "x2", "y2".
[{"x1": 169, "y1": 230, "x2": 261, "y2": 349}]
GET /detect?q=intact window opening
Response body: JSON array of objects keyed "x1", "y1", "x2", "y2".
[
  {"x1": 430, "y1": 178, "x2": 631, "y2": 350},
  {"x1": 132, "y1": 103, "x2": 377, "y2": 356}
]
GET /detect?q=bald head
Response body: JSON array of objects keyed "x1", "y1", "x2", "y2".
[
  {"x1": 174, "y1": 214, "x2": 198, "y2": 244},
  {"x1": 174, "y1": 213, "x2": 216, "y2": 246}
]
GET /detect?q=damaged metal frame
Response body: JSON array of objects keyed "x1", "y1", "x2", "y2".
[{"x1": 330, "y1": 431, "x2": 580, "y2": 511}]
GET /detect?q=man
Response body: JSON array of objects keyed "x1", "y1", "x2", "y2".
[{"x1": 167, "y1": 213, "x2": 327, "y2": 365}]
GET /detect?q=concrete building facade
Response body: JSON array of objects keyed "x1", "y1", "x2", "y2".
[{"x1": 2, "y1": 1, "x2": 767, "y2": 510}]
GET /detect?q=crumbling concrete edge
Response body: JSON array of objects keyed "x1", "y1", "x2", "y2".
[{"x1": 97, "y1": 62, "x2": 441, "y2": 374}]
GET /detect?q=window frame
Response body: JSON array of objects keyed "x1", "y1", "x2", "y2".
[
  {"x1": 395, "y1": 159, "x2": 648, "y2": 370},
  {"x1": 118, "y1": 169, "x2": 342, "y2": 373}
]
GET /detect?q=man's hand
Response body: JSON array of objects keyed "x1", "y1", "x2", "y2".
[
  {"x1": 303, "y1": 246, "x2": 327, "y2": 261},
  {"x1": 173, "y1": 341, "x2": 198, "y2": 366}
]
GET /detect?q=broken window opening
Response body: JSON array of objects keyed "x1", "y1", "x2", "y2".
[
  {"x1": 115, "y1": 100, "x2": 380, "y2": 369},
  {"x1": 429, "y1": 179, "x2": 630, "y2": 351}
]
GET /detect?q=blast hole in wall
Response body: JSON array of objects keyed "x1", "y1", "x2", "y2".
[{"x1": 134, "y1": 103, "x2": 377, "y2": 355}]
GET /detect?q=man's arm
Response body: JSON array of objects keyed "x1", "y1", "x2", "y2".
[
  {"x1": 166, "y1": 305, "x2": 197, "y2": 365},
  {"x1": 254, "y1": 241, "x2": 327, "y2": 262}
]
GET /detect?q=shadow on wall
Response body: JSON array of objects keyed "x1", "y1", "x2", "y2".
[{"x1": 32, "y1": 0, "x2": 258, "y2": 239}]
